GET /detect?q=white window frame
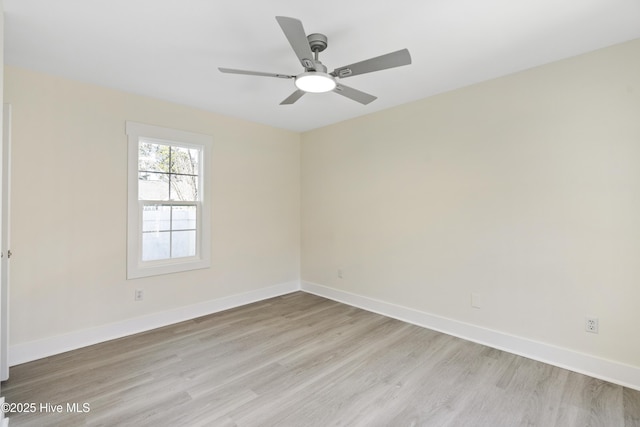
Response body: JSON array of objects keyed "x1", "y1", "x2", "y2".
[{"x1": 126, "y1": 121, "x2": 212, "y2": 279}]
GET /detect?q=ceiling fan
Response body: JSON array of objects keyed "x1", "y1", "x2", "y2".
[{"x1": 219, "y1": 16, "x2": 412, "y2": 105}]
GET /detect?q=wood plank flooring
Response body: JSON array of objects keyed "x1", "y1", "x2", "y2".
[{"x1": 2, "y1": 292, "x2": 639, "y2": 426}]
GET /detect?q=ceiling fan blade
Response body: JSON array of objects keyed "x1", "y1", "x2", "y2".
[
  {"x1": 275, "y1": 16, "x2": 316, "y2": 70},
  {"x1": 333, "y1": 84, "x2": 377, "y2": 105},
  {"x1": 332, "y1": 48, "x2": 412, "y2": 79},
  {"x1": 280, "y1": 90, "x2": 306, "y2": 105},
  {"x1": 218, "y1": 67, "x2": 294, "y2": 79}
]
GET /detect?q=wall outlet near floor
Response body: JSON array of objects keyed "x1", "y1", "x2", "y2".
[
  {"x1": 134, "y1": 289, "x2": 144, "y2": 301},
  {"x1": 337, "y1": 269, "x2": 343, "y2": 279},
  {"x1": 585, "y1": 317, "x2": 599, "y2": 334}
]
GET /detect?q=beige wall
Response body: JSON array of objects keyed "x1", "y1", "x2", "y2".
[
  {"x1": 5, "y1": 38, "x2": 640, "y2": 372},
  {"x1": 301, "y1": 39, "x2": 640, "y2": 367},
  {"x1": 5, "y1": 66, "x2": 301, "y2": 345}
]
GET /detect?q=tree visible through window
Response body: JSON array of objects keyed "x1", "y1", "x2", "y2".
[
  {"x1": 127, "y1": 121, "x2": 211, "y2": 279},
  {"x1": 138, "y1": 141, "x2": 200, "y2": 261}
]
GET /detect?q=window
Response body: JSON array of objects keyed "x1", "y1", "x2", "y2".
[{"x1": 127, "y1": 122, "x2": 211, "y2": 279}]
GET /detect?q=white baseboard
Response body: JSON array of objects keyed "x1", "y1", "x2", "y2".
[
  {"x1": 301, "y1": 280, "x2": 640, "y2": 391},
  {"x1": 9, "y1": 280, "x2": 300, "y2": 366},
  {"x1": 10, "y1": 279, "x2": 640, "y2": 391}
]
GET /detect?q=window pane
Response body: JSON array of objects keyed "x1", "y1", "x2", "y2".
[
  {"x1": 142, "y1": 205, "x2": 171, "y2": 232},
  {"x1": 139, "y1": 141, "x2": 170, "y2": 173},
  {"x1": 172, "y1": 230, "x2": 197, "y2": 258},
  {"x1": 172, "y1": 205, "x2": 197, "y2": 230},
  {"x1": 170, "y1": 146, "x2": 199, "y2": 175},
  {"x1": 142, "y1": 231, "x2": 170, "y2": 261},
  {"x1": 170, "y1": 174, "x2": 199, "y2": 201},
  {"x1": 139, "y1": 172, "x2": 169, "y2": 200}
]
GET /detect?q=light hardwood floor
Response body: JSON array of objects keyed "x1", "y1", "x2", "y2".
[{"x1": 2, "y1": 292, "x2": 640, "y2": 426}]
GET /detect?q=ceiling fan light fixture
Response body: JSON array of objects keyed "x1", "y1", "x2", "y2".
[{"x1": 295, "y1": 72, "x2": 336, "y2": 93}]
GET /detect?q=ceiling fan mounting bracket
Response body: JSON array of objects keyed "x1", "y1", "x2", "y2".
[{"x1": 307, "y1": 33, "x2": 328, "y2": 53}]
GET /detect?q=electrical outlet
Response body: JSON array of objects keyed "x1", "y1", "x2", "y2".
[
  {"x1": 585, "y1": 317, "x2": 599, "y2": 334},
  {"x1": 337, "y1": 269, "x2": 343, "y2": 279},
  {"x1": 135, "y1": 289, "x2": 144, "y2": 301}
]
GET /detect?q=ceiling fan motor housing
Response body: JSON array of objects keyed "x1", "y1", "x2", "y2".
[{"x1": 312, "y1": 61, "x2": 328, "y2": 74}]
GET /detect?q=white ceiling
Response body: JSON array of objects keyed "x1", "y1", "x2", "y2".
[{"x1": 4, "y1": 0, "x2": 640, "y2": 132}]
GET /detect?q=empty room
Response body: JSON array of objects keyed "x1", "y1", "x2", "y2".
[{"x1": 0, "y1": 0, "x2": 639, "y2": 426}]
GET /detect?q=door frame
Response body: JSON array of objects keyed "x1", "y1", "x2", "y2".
[{"x1": 1, "y1": 103, "x2": 12, "y2": 381}]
